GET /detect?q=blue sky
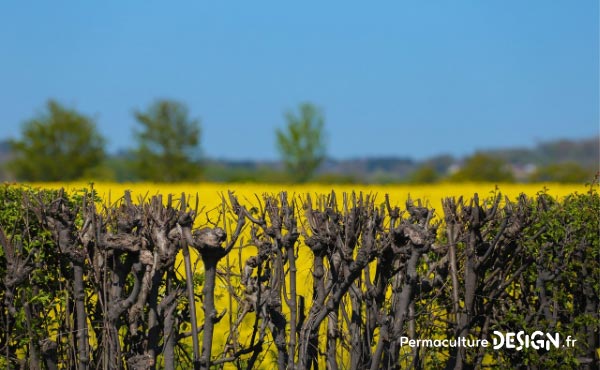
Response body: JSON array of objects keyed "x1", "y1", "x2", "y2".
[{"x1": 1, "y1": 1, "x2": 598, "y2": 160}]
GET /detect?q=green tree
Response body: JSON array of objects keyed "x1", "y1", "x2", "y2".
[
  {"x1": 529, "y1": 162, "x2": 592, "y2": 183},
  {"x1": 407, "y1": 164, "x2": 440, "y2": 184},
  {"x1": 276, "y1": 102, "x2": 326, "y2": 182},
  {"x1": 9, "y1": 100, "x2": 106, "y2": 181},
  {"x1": 132, "y1": 99, "x2": 202, "y2": 182},
  {"x1": 450, "y1": 153, "x2": 515, "y2": 182}
]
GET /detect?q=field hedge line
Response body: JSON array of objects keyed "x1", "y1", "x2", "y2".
[{"x1": 0, "y1": 183, "x2": 598, "y2": 369}]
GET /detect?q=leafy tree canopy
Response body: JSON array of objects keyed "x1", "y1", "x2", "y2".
[
  {"x1": 132, "y1": 99, "x2": 202, "y2": 182},
  {"x1": 529, "y1": 162, "x2": 593, "y2": 183},
  {"x1": 407, "y1": 164, "x2": 440, "y2": 184},
  {"x1": 276, "y1": 102, "x2": 326, "y2": 183},
  {"x1": 9, "y1": 100, "x2": 106, "y2": 181},
  {"x1": 450, "y1": 153, "x2": 515, "y2": 182}
]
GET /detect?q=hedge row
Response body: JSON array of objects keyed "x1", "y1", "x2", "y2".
[{"x1": 0, "y1": 184, "x2": 598, "y2": 369}]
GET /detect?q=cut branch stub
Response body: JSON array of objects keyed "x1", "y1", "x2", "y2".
[{"x1": 192, "y1": 227, "x2": 227, "y2": 254}]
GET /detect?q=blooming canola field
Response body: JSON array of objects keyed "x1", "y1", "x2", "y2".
[{"x1": 31, "y1": 181, "x2": 586, "y2": 219}]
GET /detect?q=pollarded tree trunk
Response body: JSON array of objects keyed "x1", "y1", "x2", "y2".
[
  {"x1": 180, "y1": 240, "x2": 200, "y2": 369},
  {"x1": 285, "y1": 232, "x2": 299, "y2": 370},
  {"x1": 199, "y1": 251, "x2": 221, "y2": 369},
  {"x1": 73, "y1": 262, "x2": 89, "y2": 369},
  {"x1": 175, "y1": 194, "x2": 202, "y2": 369},
  {"x1": 385, "y1": 246, "x2": 426, "y2": 368},
  {"x1": 267, "y1": 247, "x2": 288, "y2": 370},
  {"x1": 299, "y1": 193, "x2": 379, "y2": 370},
  {"x1": 242, "y1": 193, "x2": 299, "y2": 370},
  {"x1": 444, "y1": 195, "x2": 485, "y2": 370},
  {"x1": 299, "y1": 246, "x2": 327, "y2": 370},
  {"x1": 181, "y1": 192, "x2": 245, "y2": 370},
  {"x1": 348, "y1": 282, "x2": 365, "y2": 370},
  {"x1": 443, "y1": 193, "x2": 536, "y2": 370},
  {"x1": 374, "y1": 200, "x2": 440, "y2": 370},
  {"x1": 443, "y1": 198, "x2": 462, "y2": 334},
  {"x1": 160, "y1": 278, "x2": 182, "y2": 370},
  {"x1": 43, "y1": 193, "x2": 90, "y2": 369}
]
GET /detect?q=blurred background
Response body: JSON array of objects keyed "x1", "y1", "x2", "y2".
[{"x1": 0, "y1": 1, "x2": 598, "y2": 184}]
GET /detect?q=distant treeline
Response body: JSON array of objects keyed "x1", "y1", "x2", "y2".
[
  {"x1": 2, "y1": 137, "x2": 597, "y2": 184},
  {"x1": 204, "y1": 135, "x2": 599, "y2": 184},
  {"x1": 0, "y1": 99, "x2": 597, "y2": 183}
]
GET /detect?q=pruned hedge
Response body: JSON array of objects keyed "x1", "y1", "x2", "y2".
[{"x1": 0, "y1": 183, "x2": 598, "y2": 369}]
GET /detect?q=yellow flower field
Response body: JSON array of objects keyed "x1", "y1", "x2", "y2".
[{"x1": 30, "y1": 181, "x2": 587, "y2": 216}]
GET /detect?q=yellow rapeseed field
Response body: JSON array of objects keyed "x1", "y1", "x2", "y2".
[
  {"x1": 30, "y1": 181, "x2": 587, "y2": 216},
  {"x1": 25, "y1": 181, "x2": 588, "y2": 368}
]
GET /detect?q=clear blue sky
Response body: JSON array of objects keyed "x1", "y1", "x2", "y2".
[{"x1": 1, "y1": 1, "x2": 598, "y2": 160}]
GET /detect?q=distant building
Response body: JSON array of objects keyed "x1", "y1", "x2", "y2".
[{"x1": 511, "y1": 163, "x2": 537, "y2": 182}]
